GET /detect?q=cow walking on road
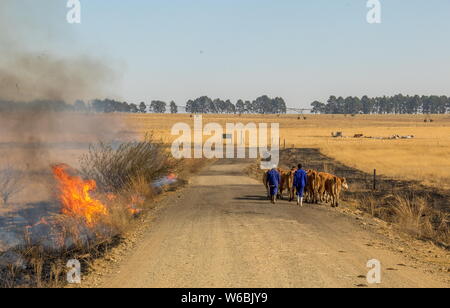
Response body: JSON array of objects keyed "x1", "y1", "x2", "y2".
[
  {"x1": 305, "y1": 169, "x2": 320, "y2": 204},
  {"x1": 318, "y1": 172, "x2": 349, "y2": 207},
  {"x1": 293, "y1": 164, "x2": 308, "y2": 207}
]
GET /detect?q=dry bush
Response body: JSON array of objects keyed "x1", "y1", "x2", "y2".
[
  {"x1": 389, "y1": 194, "x2": 449, "y2": 244},
  {"x1": 49, "y1": 259, "x2": 64, "y2": 287},
  {"x1": 126, "y1": 175, "x2": 155, "y2": 205},
  {"x1": 433, "y1": 211, "x2": 450, "y2": 245},
  {"x1": 80, "y1": 134, "x2": 171, "y2": 193},
  {"x1": 0, "y1": 164, "x2": 24, "y2": 205},
  {"x1": 0, "y1": 264, "x2": 21, "y2": 288},
  {"x1": 358, "y1": 193, "x2": 379, "y2": 217},
  {"x1": 353, "y1": 192, "x2": 449, "y2": 246},
  {"x1": 390, "y1": 195, "x2": 430, "y2": 237},
  {"x1": 89, "y1": 175, "x2": 157, "y2": 235},
  {"x1": 31, "y1": 257, "x2": 44, "y2": 288}
]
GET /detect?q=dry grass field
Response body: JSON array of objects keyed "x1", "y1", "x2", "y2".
[
  {"x1": 124, "y1": 113, "x2": 450, "y2": 189},
  {"x1": 1, "y1": 112, "x2": 449, "y2": 287}
]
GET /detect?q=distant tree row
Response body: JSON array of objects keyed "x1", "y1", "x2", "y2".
[
  {"x1": 0, "y1": 95, "x2": 287, "y2": 114},
  {"x1": 186, "y1": 95, "x2": 287, "y2": 114},
  {"x1": 0, "y1": 99, "x2": 73, "y2": 112},
  {"x1": 311, "y1": 95, "x2": 450, "y2": 114},
  {"x1": 0, "y1": 99, "x2": 176, "y2": 114}
]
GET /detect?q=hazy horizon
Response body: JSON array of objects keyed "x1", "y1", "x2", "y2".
[{"x1": 1, "y1": 0, "x2": 450, "y2": 108}]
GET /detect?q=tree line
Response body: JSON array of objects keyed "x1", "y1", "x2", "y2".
[
  {"x1": 4, "y1": 94, "x2": 449, "y2": 114},
  {"x1": 185, "y1": 95, "x2": 287, "y2": 114},
  {"x1": 0, "y1": 95, "x2": 287, "y2": 114},
  {"x1": 0, "y1": 99, "x2": 178, "y2": 114},
  {"x1": 311, "y1": 95, "x2": 450, "y2": 114}
]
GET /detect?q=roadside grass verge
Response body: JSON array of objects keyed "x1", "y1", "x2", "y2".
[{"x1": 356, "y1": 192, "x2": 449, "y2": 246}]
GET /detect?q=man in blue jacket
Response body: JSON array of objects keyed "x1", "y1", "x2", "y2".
[
  {"x1": 293, "y1": 164, "x2": 308, "y2": 207},
  {"x1": 267, "y1": 167, "x2": 281, "y2": 204}
]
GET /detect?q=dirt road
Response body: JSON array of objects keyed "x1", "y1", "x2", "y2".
[{"x1": 99, "y1": 159, "x2": 449, "y2": 288}]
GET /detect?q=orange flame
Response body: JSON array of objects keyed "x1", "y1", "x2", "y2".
[{"x1": 52, "y1": 164, "x2": 108, "y2": 226}]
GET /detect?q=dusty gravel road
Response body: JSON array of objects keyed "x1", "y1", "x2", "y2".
[{"x1": 99, "y1": 159, "x2": 449, "y2": 288}]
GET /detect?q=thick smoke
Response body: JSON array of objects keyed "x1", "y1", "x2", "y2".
[
  {"x1": 0, "y1": 53, "x2": 116, "y2": 103},
  {"x1": 0, "y1": 1, "x2": 128, "y2": 253},
  {"x1": 0, "y1": 0, "x2": 123, "y2": 167},
  {"x1": 0, "y1": 0, "x2": 117, "y2": 103}
]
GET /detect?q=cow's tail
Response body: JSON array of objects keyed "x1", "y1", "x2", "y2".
[{"x1": 332, "y1": 176, "x2": 338, "y2": 206}]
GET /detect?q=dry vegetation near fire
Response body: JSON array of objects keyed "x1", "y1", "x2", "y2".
[{"x1": 0, "y1": 112, "x2": 207, "y2": 288}]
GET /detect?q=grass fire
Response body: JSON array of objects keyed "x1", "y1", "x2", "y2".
[{"x1": 52, "y1": 164, "x2": 108, "y2": 226}]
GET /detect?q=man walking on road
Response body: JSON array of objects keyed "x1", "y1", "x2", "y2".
[
  {"x1": 267, "y1": 167, "x2": 281, "y2": 204},
  {"x1": 293, "y1": 164, "x2": 308, "y2": 207}
]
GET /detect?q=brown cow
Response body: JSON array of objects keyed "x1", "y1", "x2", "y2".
[
  {"x1": 305, "y1": 169, "x2": 320, "y2": 203},
  {"x1": 323, "y1": 175, "x2": 349, "y2": 207},
  {"x1": 286, "y1": 167, "x2": 297, "y2": 202},
  {"x1": 277, "y1": 168, "x2": 292, "y2": 200},
  {"x1": 317, "y1": 172, "x2": 333, "y2": 203}
]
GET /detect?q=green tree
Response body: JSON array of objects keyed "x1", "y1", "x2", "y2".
[
  {"x1": 170, "y1": 101, "x2": 178, "y2": 114},
  {"x1": 236, "y1": 100, "x2": 245, "y2": 114},
  {"x1": 129, "y1": 103, "x2": 139, "y2": 113},
  {"x1": 150, "y1": 100, "x2": 167, "y2": 113},
  {"x1": 311, "y1": 101, "x2": 326, "y2": 114},
  {"x1": 139, "y1": 102, "x2": 147, "y2": 113}
]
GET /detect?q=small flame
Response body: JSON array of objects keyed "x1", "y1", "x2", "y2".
[
  {"x1": 128, "y1": 194, "x2": 144, "y2": 215},
  {"x1": 52, "y1": 164, "x2": 108, "y2": 226}
]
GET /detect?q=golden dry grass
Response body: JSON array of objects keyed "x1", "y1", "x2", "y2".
[{"x1": 122, "y1": 113, "x2": 450, "y2": 189}]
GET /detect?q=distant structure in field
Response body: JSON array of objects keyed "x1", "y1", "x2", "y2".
[{"x1": 286, "y1": 107, "x2": 312, "y2": 115}]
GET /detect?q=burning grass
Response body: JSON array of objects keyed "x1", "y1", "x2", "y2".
[
  {"x1": 0, "y1": 134, "x2": 190, "y2": 288},
  {"x1": 53, "y1": 164, "x2": 108, "y2": 226}
]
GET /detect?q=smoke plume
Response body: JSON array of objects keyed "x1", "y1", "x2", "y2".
[
  {"x1": 0, "y1": 53, "x2": 116, "y2": 103},
  {"x1": 0, "y1": 0, "x2": 117, "y2": 103},
  {"x1": 0, "y1": 1, "x2": 130, "y2": 253}
]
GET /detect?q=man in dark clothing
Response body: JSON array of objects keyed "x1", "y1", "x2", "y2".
[
  {"x1": 293, "y1": 164, "x2": 308, "y2": 207},
  {"x1": 267, "y1": 167, "x2": 281, "y2": 204}
]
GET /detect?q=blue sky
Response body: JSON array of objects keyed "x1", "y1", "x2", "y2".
[{"x1": 7, "y1": 0, "x2": 450, "y2": 107}]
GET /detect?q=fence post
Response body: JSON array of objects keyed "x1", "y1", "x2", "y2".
[{"x1": 373, "y1": 169, "x2": 377, "y2": 191}]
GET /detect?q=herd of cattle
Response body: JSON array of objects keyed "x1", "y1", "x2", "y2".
[{"x1": 263, "y1": 167, "x2": 349, "y2": 207}]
